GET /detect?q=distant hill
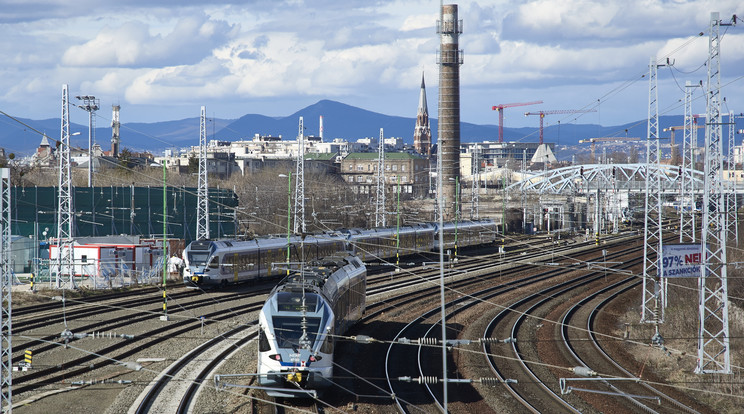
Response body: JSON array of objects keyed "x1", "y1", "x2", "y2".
[{"x1": 2, "y1": 99, "x2": 742, "y2": 157}]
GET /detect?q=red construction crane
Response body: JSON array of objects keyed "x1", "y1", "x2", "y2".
[
  {"x1": 524, "y1": 109, "x2": 597, "y2": 144},
  {"x1": 491, "y1": 100, "x2": 543, "y2": 143}
]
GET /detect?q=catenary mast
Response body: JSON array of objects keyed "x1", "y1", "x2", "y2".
[
  {"x1": 697, "y1": 11, "x2": 734, "y2": 374},
  {"x1": 196, "y1": 106, "x2": 209, "y2": 241},
  {"x1": 56, "y1": 84, "x2": 75, "y2": 288}
]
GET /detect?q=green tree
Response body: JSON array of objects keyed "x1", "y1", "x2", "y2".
[{"x1": 188, "y1": 154, "x2": 199, "y2": 174}]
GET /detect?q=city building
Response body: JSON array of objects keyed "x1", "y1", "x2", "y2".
[
  {"x1": 340, "y1": 152, "x2": 429, "y2": 197},
  {"x1": 413, "y1": 73, "x2": 432, "y2": 157}
]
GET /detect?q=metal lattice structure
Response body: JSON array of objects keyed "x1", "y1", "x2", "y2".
[
  {"x1": 470, "y1": 144, "x2": 480, "y2": 220},
  {"x1": 294, "y1": 117, "x2": 306, "y2": 234},
  {"x1": 56, "y1": 84, "x2": 75, "y2": 289},
  {"x1": 375, "y1": 128, "x2": 386, "y2": 227},
  {"x1": 680, "y1": 81, "x2": 700, "y2": 242},
  {"x1": 697, "y1": 12, "x2": 733, "y2": 375},
  {"x1": 0, "y1": 168, "x2": 12, "y2": 412},
  {"x1": 726, "y1": 111, "x2": 738, "y2": 244},
  {"x1": 508, "y1": 164, "x2": 700, "y2": 195},
  {"x1": 641, "y1": 57, "x2": 664, "y2": 324},
  {"x1": 196, "y1": 106, "x2": 209, "y2": 241}
]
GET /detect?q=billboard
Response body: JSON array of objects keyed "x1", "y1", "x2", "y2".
[{"x1": 660, "y1": 243, "x2": 702, "y2": 278}]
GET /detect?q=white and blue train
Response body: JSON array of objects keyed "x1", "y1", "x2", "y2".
[
  {"x1": 183, "y1": 219, "x2": 497, "y2": 287},
  {"x1": 256, "y1": 254, "x2": 366, "y2": 397}
]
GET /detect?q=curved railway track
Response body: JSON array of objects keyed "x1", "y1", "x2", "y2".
[{"x1": 12, "y1": 230, "x2": 714, "y2": 413}]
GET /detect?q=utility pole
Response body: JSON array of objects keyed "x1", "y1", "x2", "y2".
[
  {"x1": 196, "y1": 106, "x2": 209, "y2": 241},
  {"x1": 697, "y1": 11, "x2": 735, "y2": 374}
]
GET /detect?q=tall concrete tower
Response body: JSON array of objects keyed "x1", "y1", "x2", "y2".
[
  {"x1": 414, "y1": 73, "x2": 432, "y2": 157},
  {"x1": 111, "y1": 105, "x2": 121, "y2": 158},
  {"x1": 437, "y1": 4, "x2": 462, "y2": 219}
]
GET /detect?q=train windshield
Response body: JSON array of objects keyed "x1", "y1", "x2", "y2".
[
  {"x1": 272, "y1": 316, "x2": 322, "y2": 349},
  {"x1": 187, "y1": 251, "x2": 210, "y2": 266}
]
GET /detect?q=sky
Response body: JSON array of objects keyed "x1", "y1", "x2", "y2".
[{"x1": 1, "y1": 0, "x2": 743, "y2": 132}]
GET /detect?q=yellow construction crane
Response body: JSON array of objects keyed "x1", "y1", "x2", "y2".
[
  {"x1": 578, "y1": 137, "x2": 641, "y2": 161},
  {"x1": 662, "y1": 125, "x2": 704, "y2": 149}
]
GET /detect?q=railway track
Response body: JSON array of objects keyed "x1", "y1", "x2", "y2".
[{"x1": 14, "y1": 230, "x2": 711, "y2": 413}]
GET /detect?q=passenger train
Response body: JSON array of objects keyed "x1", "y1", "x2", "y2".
[
  {"x1": 183, "y1": 219, "x2": 497, "y2": 287},
  {"x1": 256, "y1": 254, "x2": 366, "y2": 397}
]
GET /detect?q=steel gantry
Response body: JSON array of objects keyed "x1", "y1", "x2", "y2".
[
  {"x1": 56, "y1": 84, "x2": 76, "y2": 289},
  {"x1": 196, "y1": 106, "x2": 209, "y2": 241},
  {"x1": 0, "y1": 168, "x2": 11, "y2": 412},
  {"x1": 697, "y1": 12, "x2": 735, "y2": 375},
  {"x1": 642, "y1": 56, "x2": 667, "y2": 325}
]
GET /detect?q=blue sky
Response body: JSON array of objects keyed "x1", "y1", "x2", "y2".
[{"x1": 1, "y1": 0, "x2": 742, "y2": 130}]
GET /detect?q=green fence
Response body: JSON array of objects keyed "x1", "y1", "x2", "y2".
[{"x1": 12, "y1": 186, "x2": 238, "y2": 243}]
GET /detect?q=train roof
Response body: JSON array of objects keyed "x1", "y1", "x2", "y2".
[{"x1": 270, "y1": 254, "x2": 364, "y2": 298}]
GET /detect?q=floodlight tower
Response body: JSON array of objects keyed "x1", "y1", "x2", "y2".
[
  {"x1": 75, "y1": 95, "x2": 99, "y2": 187},
  {"x1": 697, "y1": 11, "x2": 735, "y2": 375},
  {"x1": 196, "y1": 106, "x2": 209, "y2": 240},
  {"x1": 375, "y1": 128, "x2": 386, "y2": 227},
  {"x1": 641, "y1": 57, "x2": 666, "y2": 324},
  {"x1": 0, "y1": 168, "x2": 11, "y2": 412},
  {"x1": 294, "y1": 117, "x2": 306, "y2": 234},
  {"x1": 680, "y1": 81, "x2": 701, "y2": 242}
]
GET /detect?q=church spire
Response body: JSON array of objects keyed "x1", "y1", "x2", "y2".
[{"x1": 413, "y1": 72, "x2": 432, "y2": 157}]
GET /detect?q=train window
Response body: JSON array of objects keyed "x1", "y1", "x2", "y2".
[
  {"x1": 272, "y1": 316, "x2": 322, "y2": 349},
  {"x1": 208, "y1": 258, "x2": 219, "y2": 269},
  {"x1": 188, "y1": 251, "x2": 209, "y2": 266},
  {"x1": 258, "y1": 327, "x2": 271, "y2": 352}
]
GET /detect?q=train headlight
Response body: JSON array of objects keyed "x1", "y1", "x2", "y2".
[
  {"x1": 309, "y1": 355, "x2": 322, "y2": 362},
  {"x1": 268, "y1": 354, "x2": 282, "y2": 362}
]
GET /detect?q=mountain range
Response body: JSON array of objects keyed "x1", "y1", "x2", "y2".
[{"x1": 2, "y1": 99, "x2": 742, "y2": 158}]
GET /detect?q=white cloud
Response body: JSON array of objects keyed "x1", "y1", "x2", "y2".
[
  {"x1": 0, "y1": 0, "x2": 742, "y2": 127},
  {"x1": 61, "y1": 13, "x2": 238, "y2": 68}
]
